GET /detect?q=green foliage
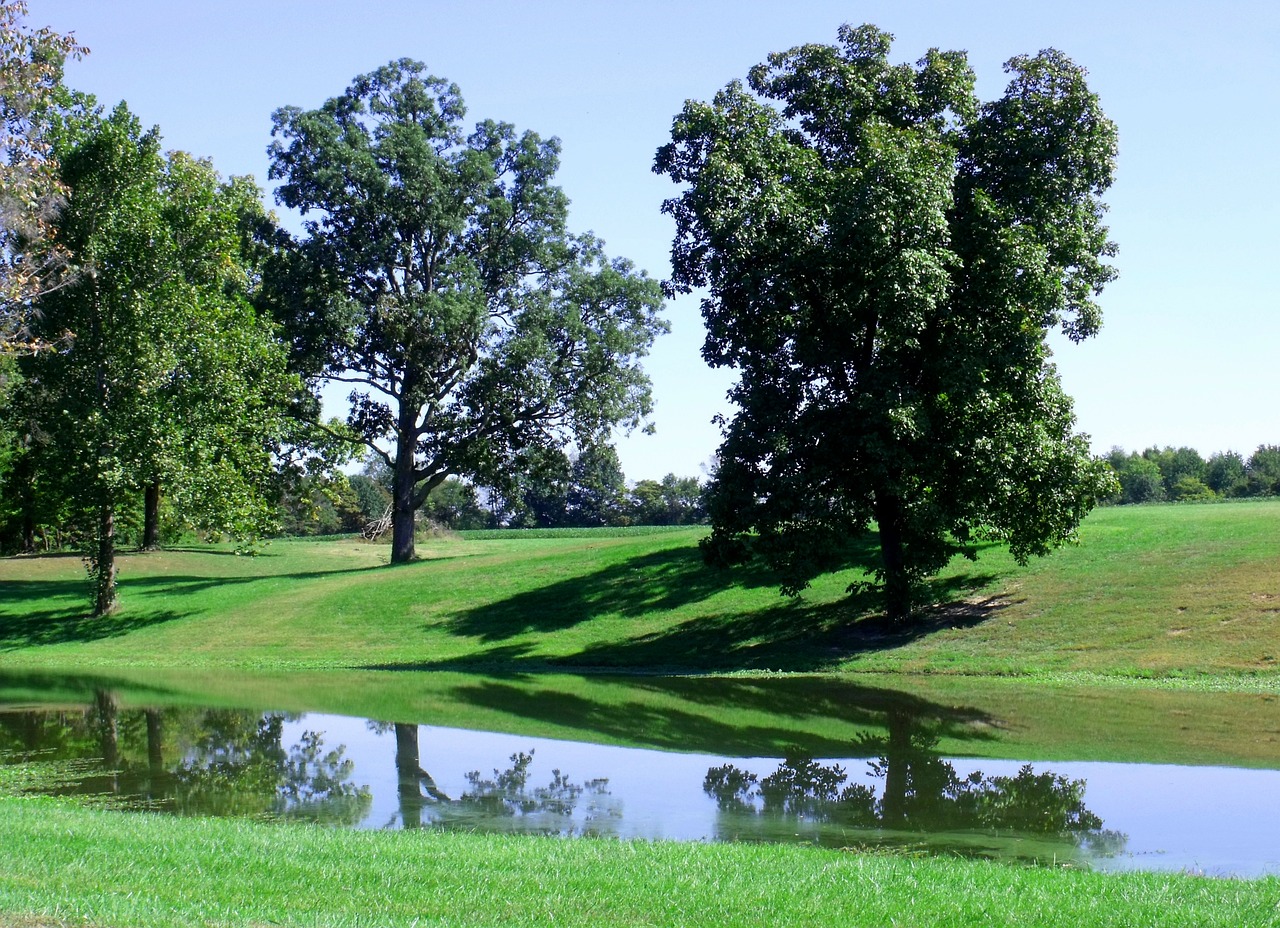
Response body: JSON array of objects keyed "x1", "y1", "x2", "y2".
[
  {"x1": 564, "y1": 443, "x2": 628, "y2": 527},
  {"x1": 1246, "y1": 445, "x2": 1280, "y2": 496},
  {"x1": 267, "y1": 59, "x2": 667, "y2": 562},
  {"x1": 457, "y1": 524, "x2": 693, "y2": 540},
  {"x1": 1168, "y1": 476, "x2": 1214, "y2": 502},
  {"x1": 422, "y1": 477, "x2": 491, "y2": 530},
  {"x1": 0, "y1": 0, "x2": 87, "y2": 350},
  {"x1": 9, "y1": 102, "x2": 297, "y2": 607},
  {"x1": 1111, "y1": 452, "x2": 1165, "y2": 504},
  {"x1": 628, "y1": 473, "x2": 705, "y2": 525},
  {"x1": 1205, "y1": 450, "x2": 1246, "y2": 496},
  {"x1": 346, "y1": 472, "x2": 391, "y2": 522},
  {"x1": 1104, "y1": 444, "x2": 1280, "y2": 504},
  {"x1": 656, "y1": 24, "x2": 1117, "y2": 620},
  {"x1": 276, "y1": 473, "x2": 366, "y2": 537}
]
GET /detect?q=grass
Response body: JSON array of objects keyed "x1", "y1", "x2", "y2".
[
  {"x1": 0, "y1": 795, "x2": 1276, "y2": 928},
  {"x1": 1, "y1": 501, "x2": 1278, "y2": 681},
  {"x1": 3, "y1": 505, "x2": 1279, "y2": 927}
]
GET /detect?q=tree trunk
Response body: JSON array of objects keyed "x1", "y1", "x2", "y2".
[
  {"x1": 880, "y1": 708, "x2": 911, "y2": 827},
  {"x1": 394, "y1": 722, "x2": 423, "y2": 829},
  {"x1": 21, "y1": 513, "x2": 35, "y2": 554},
  {"x1": 874, "y1": 491, "x2": 912, "y2": 623},
  {"x1": 142, "y1": 479, "x2": 161, "y2": 550},
  {"x1": 145, "y1": 709, "x2": 164, "y2": 772},
  {"x1": 94, "y1": 689, "x2": 120, "y2": 794},
  {"x1": 390, "y1": 445, "x2": 418, "y2": 564},
  {"x1": 145, "y1": 708, "x2": 168, "y2": 800},
  {"x1": 93, "y1": 502, "x2": 118, "y2": 616}
]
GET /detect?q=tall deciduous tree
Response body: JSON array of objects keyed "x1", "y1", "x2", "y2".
[
  {"x1": 267, "y1": 60, "x2": 667, "y2": 563},
  {"x1": 656, "y1": 25, "x2": 1118, "y2": 622},
  {"x1": 0, "y1": 0, "x2": 86, "y2": 351},
  {"x1": 19, "y1": 103, "x2": 294, "y2": 613}
]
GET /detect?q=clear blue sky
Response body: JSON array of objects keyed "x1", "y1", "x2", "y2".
[{"x1": 33, "y1": 1, "x2": 1280, "y2": 481}]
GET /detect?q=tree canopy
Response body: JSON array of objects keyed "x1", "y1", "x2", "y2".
[
  {"x1": 655, "y1": 25, "x2": 1118, "y2": 621},
  {"x1": 267, "y1": 59, "x2": 667, "y2": 562},
  {"x1": 11, "y1": 101, "x2": 295, "y2": 612},
  {"x1": 0, "y1": 0, "x2": 86, "y2": 352}
]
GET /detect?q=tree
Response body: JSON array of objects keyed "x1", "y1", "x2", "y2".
[
  {"x1": 1121, "y1": 456, "x2": 1165, "y2": 504},
  {"x1": 0, "y1": 0, "x2": 86, "y2": 351},
  {"x1": 629, "y1": 473, "x2": 704, "y2": 525},
  {"x1": 656, "y1": 25, "x2": 1118, "y2": 621},
  {"x1": 1246, "y1": 445, "x2": 1280, "y2": 496},
  {"x1": 564, "y1": 442, "x2": 627, "y2": 527},
  {"x1": 1205, "y1": 450, "x2": 1246, "y2": 496},
  {"x1": 18, "y1": 102, "x2": 294, "y2": 612},
  {"x1": 268, "y1": 60, "x2": 667, "y2": 563},
  {"x1": 1139, "y1": 445, "x2": 1205, "y2": 499}
]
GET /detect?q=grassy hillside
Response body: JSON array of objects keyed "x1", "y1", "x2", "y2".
[{"x1": 1, "y1": 502, "x2": 1278, "y2": 680}]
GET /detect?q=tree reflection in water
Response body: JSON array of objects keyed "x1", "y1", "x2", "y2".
[
  {"x1": 705, "y1": 713, "x2": 1126, "y2": 863},
  {"x1": 0, "y1": 692, "x2": 371, "y2": 825},
  {"x1": 386, "y1": 720, "x2": 616, "y2": 834}
]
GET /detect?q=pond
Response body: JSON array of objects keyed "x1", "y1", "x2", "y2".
[{"x1": 1, "y1": 669, "x2": 1277, "y2": 877}]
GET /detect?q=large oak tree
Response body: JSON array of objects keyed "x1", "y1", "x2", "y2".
[
  {"x1": 655, "y1": 25, "x2": 1118, "y2": 622},
  {"x1": 268, "y1": 60, "x2": 666, "y2": 562}
]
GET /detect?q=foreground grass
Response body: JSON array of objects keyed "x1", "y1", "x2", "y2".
[
  {"x1": 1, "y1": 501, "x2": 1278, "y2": 680},
  {"x1": 0, "y1": 796, "x2": 1276, "y2": 928}
]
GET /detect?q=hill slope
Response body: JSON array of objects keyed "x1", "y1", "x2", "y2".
[{"x1": 1, "y1": 503, "x2": 1278, "y2": 679}]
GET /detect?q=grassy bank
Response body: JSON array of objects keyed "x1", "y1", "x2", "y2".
[
  {"x1": 1, "y1": 501, "x2": 1278, "y2": 680},
  {"x1": 5, "y1": 666, "x2": 1279, "y2": 769},
  {"x1": 0, "y1": 795, "x2": 1275, "y2": 928}
]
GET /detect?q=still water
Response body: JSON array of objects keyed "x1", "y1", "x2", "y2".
[{"x1": 2, "y1": 675, "x2": 1278, "y2": 877}]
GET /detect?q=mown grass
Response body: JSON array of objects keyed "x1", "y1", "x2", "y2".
[
  {"x1": 0, "y1": 501, "x2": 1277, "y2": 680},
  {"x1": 0, "y1": 795, "x2": 1276, "y2": 928}
]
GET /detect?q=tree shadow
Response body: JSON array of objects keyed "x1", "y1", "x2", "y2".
[
  {"x1": 445, "y1": 542, "x2": 788, "y2": 645},
  {"x1": 560, "y1": 574, "x2": 1005, "y2": 672},
  {"x1": 0, "y1": 564, "x2": 383, "y2": 650},
  {"x1": 425, "y1": 536, "x2": 1004, "y2": 673},
  {"x1": 0, "y1": 583, "x2": 186, "y2": 648},
  {"x1": 445, "y1": 537, "x2": 882, "y2": 644}
]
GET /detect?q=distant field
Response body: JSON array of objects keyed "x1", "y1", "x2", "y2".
[{"x1": 1, "y1": 501, "x2": 1278, "y2": 681}]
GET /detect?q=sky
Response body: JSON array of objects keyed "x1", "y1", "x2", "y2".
[{"x1": 30, "y1": 0, "x2": 1280, "y2": 482}]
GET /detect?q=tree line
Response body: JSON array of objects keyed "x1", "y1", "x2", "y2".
[
  {"x1": 278, "y1": 452, "x2": 706, "y2": 538},
  {"x1": 1102, "y1": 445, "x2": 1280, "y2": 505}
]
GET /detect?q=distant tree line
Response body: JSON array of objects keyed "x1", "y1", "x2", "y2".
[
  {"x1": 275, "y1": 450, "x2": 707, "y2": 538},
  {"x1": 1102, "y1": 445, "x2": 1280, "y2": 505}
]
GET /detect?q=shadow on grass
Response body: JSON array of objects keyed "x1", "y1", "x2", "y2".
[
  {"x1": 0, "y1": 563, "x2": 383, "y2": 650},
  {"x1": 445, "y1": 536, "x2": 884, "y2": 643},
  {"x1": 404, "y1": 536, "x2": 1007, "y2": 673},
  {"x1": 0, "y1": 581, "x2": 185, "y2": 648}
]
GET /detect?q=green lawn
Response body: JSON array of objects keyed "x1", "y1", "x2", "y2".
[
  {"x1": 0, "y1": 499, "x2": 1274, "y2": 680},
  {"x1": 2, "y1": 501, "x2": 1279, "y2": 681},
  {"x1": 0, "y1": 795, "x2": 1275, "y2": 928}
]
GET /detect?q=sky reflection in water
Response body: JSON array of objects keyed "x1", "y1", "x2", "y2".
[{"x1": 3, "y1": 697, "x2": 1278, "y2": 877}]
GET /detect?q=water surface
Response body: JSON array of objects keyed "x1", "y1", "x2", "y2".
[{"x1": 1, "y1": 670, "x2": 1277, "y2": 876}]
